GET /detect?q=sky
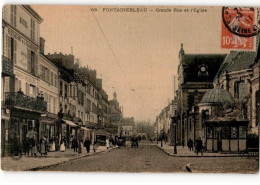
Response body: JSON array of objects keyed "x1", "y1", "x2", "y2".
[{"x1": 32, "y1": 5, "x2": 228, "y2": 123}]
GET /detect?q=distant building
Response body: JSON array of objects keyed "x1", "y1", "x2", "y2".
[
  {"x1": 121, "y1": 117, "x2": 135, "y2": 139},
  {"x1": 109, "y1": 91, "x2": 122, "y2": 136}
]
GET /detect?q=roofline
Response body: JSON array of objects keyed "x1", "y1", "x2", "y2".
[{"x1": 22, "y1": 5, "x2": 43, "y2": 23}]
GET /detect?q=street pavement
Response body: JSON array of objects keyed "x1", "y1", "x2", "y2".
[
  {"x1": 155, "y1": 142, "x2": 252, "y2": 157},
  {"x1": 40, "y1": 142, "x2": 259, "y2": 173},
  {"x1": 1, "y1": 145, "x2": 110, "y2": 171}
]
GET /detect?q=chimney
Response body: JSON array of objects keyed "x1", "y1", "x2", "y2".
[{"x1": 40, "y1": 37, "x2": 45, "y2": 54}]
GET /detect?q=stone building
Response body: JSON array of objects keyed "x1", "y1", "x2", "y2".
[
  {"x1": 109, "y1": 91, "x2": 122, "y2": 136},
  {"x1": 213, "y1": 50, "x2": 259, "y2": 135},
  {"x1": 38, "y1": 37, "x2": 59, "y2": 140},
  {"x1": 176, "y1": 44, "x2": 226, "y2": 145},
  {"x1": 1, "y1": 5, "x2": 47, "y2": 156}
]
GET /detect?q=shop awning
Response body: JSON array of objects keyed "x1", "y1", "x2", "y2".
[
  {"x1": 81, "y1": 127, "x2": 91, "y2": 131},
  {"x1": 95, "y1": 129, "x2": 111, "y2": 137},
  {"x1": 62, "y1": 119, "x2": 78, "y2": 127}
]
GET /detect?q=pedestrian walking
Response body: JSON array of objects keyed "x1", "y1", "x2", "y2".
[
  {"x1": 55, "y1": 136, "x2": 60, "y2": 151},
  {"x1": 106, "y1": 138, "x2": 109, "y2": 149},
  {"x1": 60, "y1": 136, "x2": 66, "y2": 152},
  {"x1": 84, "y1": 138, "x2": 91, "y2": 153},
  {"x1": 23, "y1": 136, "x2": 30, "y2": 156},
  {"x1": 195, "y1": 137, "x2": 203, "y2": 156},
  {"x1": 49, "y1": 136, "x2": 55, "y2": 152},
  {"x1": 182, "y1": 140, "x2": 185, "y2": 148},
  {"x1": 187, "y1": 138, "x2": 193, "y2": 151},
  {"x1": 39, "y1": 136, "x2": 47, "y2": 155},
  {"x1": 93, "y1": 141, "x2": 98, "y2": 153},
  {"x1": 31, "y1": 135, "x2": 38, "y2": 156},
  {"x1": 72, "y1": 137, "x2": 78, "y2": 152}
]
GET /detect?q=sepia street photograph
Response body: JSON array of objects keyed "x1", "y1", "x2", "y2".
[{"x1": 0, "y1": 4, "x2": 259, "y2": 174}]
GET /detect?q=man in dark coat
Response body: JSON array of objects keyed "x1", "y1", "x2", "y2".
[
  {"x1": 72, "y1": 137, "x2": 78, "y2": 152},
  {"x1": 187, "y1": 138, "x2": 194, "y2": 151},
  {"x1": 84, "y1": 138, "x2": 91, "y2": 153},
  {"x1": 195, "y1": 137, "x2": 203, "y2": 155}
]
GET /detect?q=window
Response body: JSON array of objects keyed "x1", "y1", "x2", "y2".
[
  {"x1": 10, "y1": 37, "x2": 17, "y2": 63},
  {"x1": 92, "y1": 103, "x2": 97, "y2": 114},
  {"x1": 234, "y1": 81, "x2": 246, "y2": 100},
  {"x1": 87, "y1": 99, "x2": 91, "y2": 112},
  {"x1": 206, "y1": 127, "x2": 213, "y2": 138},
  {"x1": 29, "y1": 84, "x2": 35, "y2": 97},
  {"x1": 10, "y1": 5, "x2": 17, "y2": 27},
  {"x1": 27, "y1": 50, "x2": 36, "y2": 75},
  {"x1": 231, "y1": 127, "x2": 238, "y2": 139},
  {"x1": 221, "y1": 126, "x2": 230, "y2": 139},
  {"x1": 41, "y1": 66, "x2": 45, "y2": 80},
  {"x1": 30, "y1": 18, "x2": 35, "y2": 41},
  {"x1": 239, "y1": 126, "x2": 246, "y2": 139},
  {"x1": 202, "y1": 110, "x2": 209, "y2": 127},
  {"x1": 51, "y1": 72, "x2": 54, "y2": 86},
  {"x1": 45, "y1": 68, "x2": 50, "y2": 83},
  {"x1": 54, "y1": 74, "x2": 57, "y2": 87},
  {"x1": 64, "y1": 84, "x2": 68, "y2": 98}
]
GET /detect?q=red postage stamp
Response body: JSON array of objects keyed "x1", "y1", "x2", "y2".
[{"x1": 221, "y1": 7, "x2": 259, "y2": 51}]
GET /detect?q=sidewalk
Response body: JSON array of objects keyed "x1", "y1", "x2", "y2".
[
  {"x1": 155, "y1": 143, "x2": 248, "y2": 157},
  {"x1": 1, "y1": 145, "x2": 116, "y2": 171}
]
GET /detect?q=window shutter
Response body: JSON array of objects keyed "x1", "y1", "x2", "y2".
[
  {"x1": 27, "y1": 49, "x2": 31, "y2": 72},
  {"x1": 26, "y1": 83, "x2": 29, "y2": 95},
  {"x1": 13, "y1": 39, "x2": 17, "y2": 63},
  {"x1": 7, "y1": 36, "x2": 11, "y2": 59},
  {"x1": 35, "y1": 55, "x2": 38, "y2": 76},
  {"x1": 38, "y1": 64, "x2": 42, "y2": 79}
]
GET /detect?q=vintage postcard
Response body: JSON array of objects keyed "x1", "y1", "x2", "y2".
[{"x1": 1, "y1": 5, "x2": 259, "y2": 173}]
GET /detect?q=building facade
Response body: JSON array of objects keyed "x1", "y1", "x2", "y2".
[{"x1": 1, "y1": 5, "x2": 47, "y2": 156}]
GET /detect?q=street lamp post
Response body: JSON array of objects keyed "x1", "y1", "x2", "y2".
[
  {"x1": 172, "y1": 117, "x2": 177, "y2": 154},
  {"x1": 160, "y1": 130, "x2": 163, "y2": 147}
]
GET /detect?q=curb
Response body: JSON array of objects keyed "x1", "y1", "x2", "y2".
[
  {"x1": 154, "y1": 145, "x2": 257, "y2": 158},
  {"x1": 25, "y1": 147, "x2": 117, "y2": 171}
]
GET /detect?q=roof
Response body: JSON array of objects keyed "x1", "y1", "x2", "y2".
[
  {"x1": 205, "y1": 116, "x2": 248, "y2": 127},
  {"x1": 181, "y1": 54, "x2": 226, "y2": 82},
  {"x1": 200, "y1": 87, "x2": 234, "y2": 106},
  {"x1": 215, "y1": 51, "x2": 256, "y2": 81}
]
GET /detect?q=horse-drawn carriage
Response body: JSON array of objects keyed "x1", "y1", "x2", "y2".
[
  {"x1": 117, "y1": 137, "x2": 126, "y2": 148},
  {"x1": 131, "y1": 137, "x2": 139, "y2": 148}
]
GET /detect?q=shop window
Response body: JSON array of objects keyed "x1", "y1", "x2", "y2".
[
  {"x1": 239, "y1": 126, "x2": 247, "y2": 139},
  {"x1": 206, "y1": 127, "x2": 213, "y2": 138},
  {"x1": 221, "y1": 126, "x2": 230, "y2": 139},
  {"x1": 231, "y1": 127, "x2": 238, "y2": 139}
]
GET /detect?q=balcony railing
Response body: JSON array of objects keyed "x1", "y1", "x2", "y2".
[
  {"x1": 2, "y1": 56, "x2": 14, "y2": 76},
  {"x1": 5, "y1": 92, "x2": 47, "y2": 113}
]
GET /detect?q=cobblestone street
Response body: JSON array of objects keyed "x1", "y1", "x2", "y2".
[{"x1": 41, "y1": 142, "x2": 259, "y2": 173}]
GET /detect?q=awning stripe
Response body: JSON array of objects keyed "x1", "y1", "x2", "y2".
[{"x1": 62, "y1": 119, "x2": 78, "y2": 127}]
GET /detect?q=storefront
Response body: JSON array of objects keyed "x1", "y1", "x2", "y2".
[
  {"x1": 205, "y1": 117, "x2": 248, "y2": 153},
  {"x1": 62, "y1": 119, "x2": 79, "y2": 148},
  {"x1": 39, "y1": 113, "x2": 58, "y2": 141},
  {"x1": 95, "y1": 129, "x2": 110, "y2": 146}
]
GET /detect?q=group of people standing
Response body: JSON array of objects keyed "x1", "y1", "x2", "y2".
[
  {"x1": 21, "y1": 135, "x2": 68, "y2": 157},
  {"x1": 186, "y1": 137, "x2": 205, "y2": 155}
]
